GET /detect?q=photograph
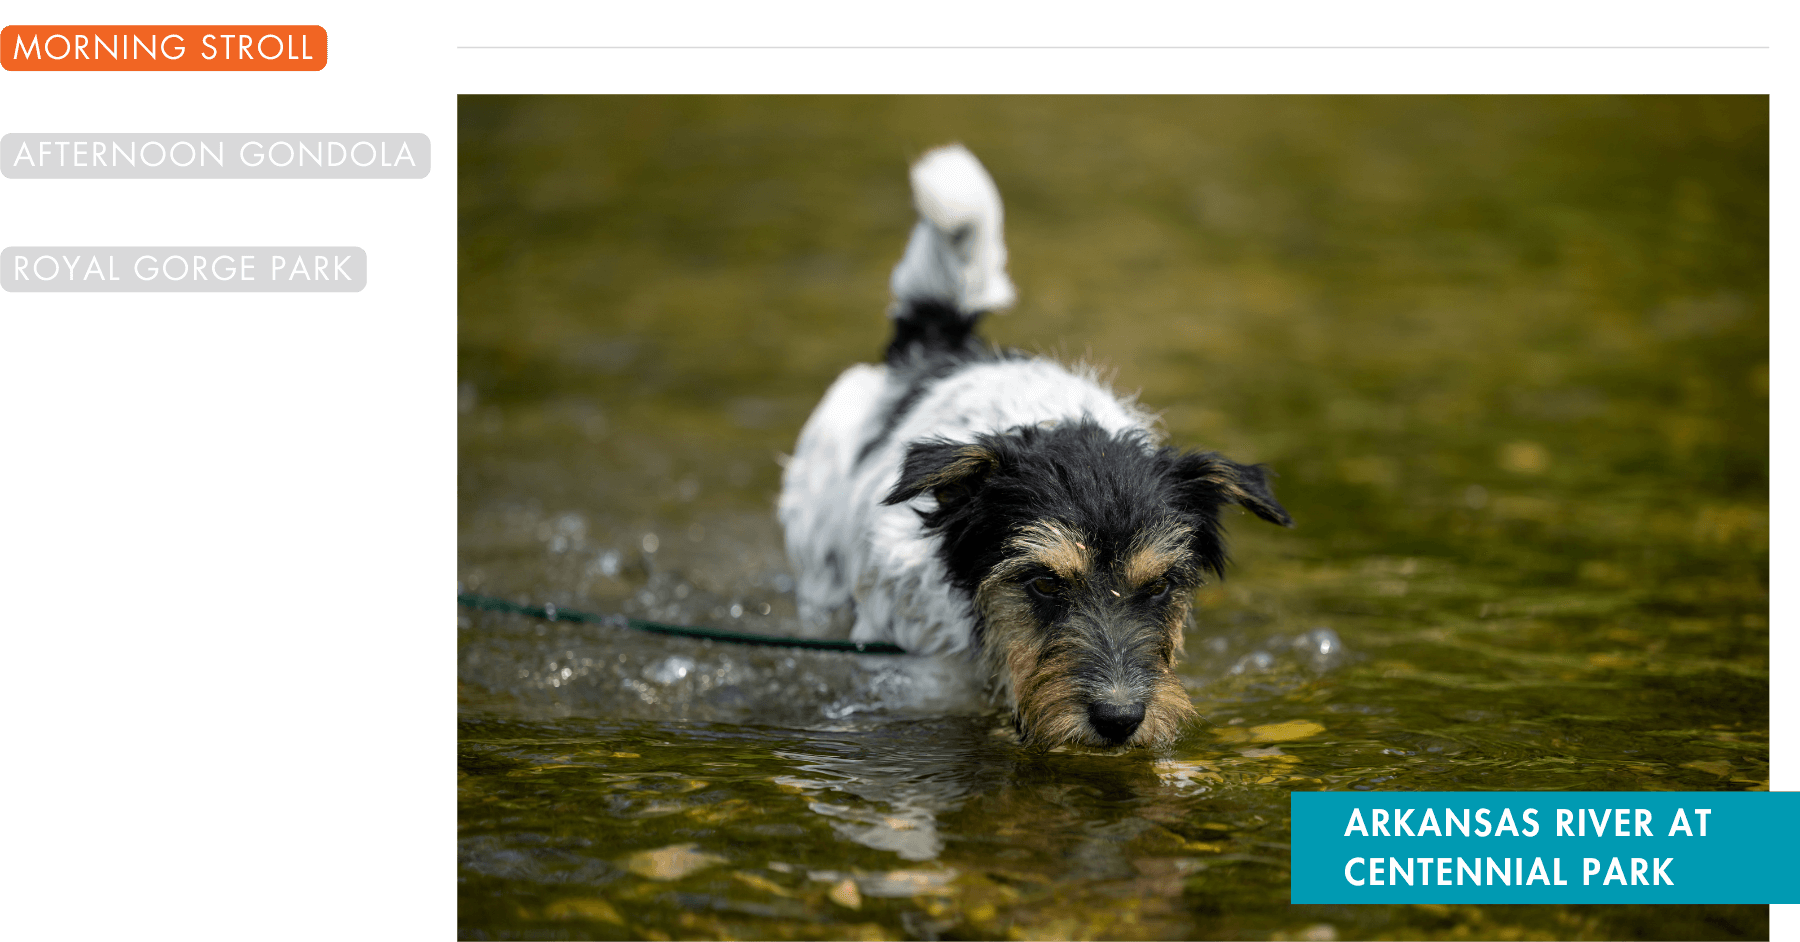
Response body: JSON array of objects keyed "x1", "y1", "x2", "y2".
[{"x1": 455, "y1": 96, "x2": 1769, "y2": 940}]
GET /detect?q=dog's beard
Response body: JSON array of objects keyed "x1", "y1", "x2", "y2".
[{"x1": 977, "y1": 574, "x2": 1197, "y2": 749}]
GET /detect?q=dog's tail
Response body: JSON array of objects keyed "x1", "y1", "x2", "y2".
[{"x1": 885, "y1": 144, "x2": 1016, "y2": 361}]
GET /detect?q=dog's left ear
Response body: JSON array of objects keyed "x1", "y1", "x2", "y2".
[
  {"x1": 1171, "y1": 451, "x2": 1294, "y2": 527},
  {"x1": 882, "y1": 438, "x2": 999, "y2": 509}
]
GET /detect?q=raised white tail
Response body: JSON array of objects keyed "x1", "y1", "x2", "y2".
[{"x1": 889, "y1": 144, "x2": 1016, "y2": 316}]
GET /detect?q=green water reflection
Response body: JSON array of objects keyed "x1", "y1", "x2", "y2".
[{"x1": 458, "y1": 97, "x2": 1767, "y2": 940}]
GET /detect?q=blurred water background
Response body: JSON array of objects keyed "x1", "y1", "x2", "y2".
[{"x1": 458, "y1": 96, "x2": 1767, "y2": 940}]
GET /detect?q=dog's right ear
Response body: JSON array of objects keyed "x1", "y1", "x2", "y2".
[{"x1": 882, "y1": 438, "x2": 999, "y2": 508}]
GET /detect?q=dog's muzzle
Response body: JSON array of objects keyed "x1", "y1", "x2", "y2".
[{"x1": 1070, "y1": 605, "x2": 1165, "y2": 746}]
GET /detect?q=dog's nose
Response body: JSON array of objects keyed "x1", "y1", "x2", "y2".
[{"x1": 1089, "y1": 701, "x2": 1146, "y2": 744}]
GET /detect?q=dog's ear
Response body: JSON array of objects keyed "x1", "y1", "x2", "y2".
[
  {"x1": 1171, "y1": 451, "x2": 1293, "y2": 527},
  {"x1": 882, "y1": 438, "x2": 1000, "y2": 509}
]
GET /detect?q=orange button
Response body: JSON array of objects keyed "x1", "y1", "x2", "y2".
[{"x1": 2, "y1": 26, "x2": 327, "y2": 71}]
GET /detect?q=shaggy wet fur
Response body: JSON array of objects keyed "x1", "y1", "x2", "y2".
[{"x1": 884, "y1": 424, "x2": 1290, "y2": 748}]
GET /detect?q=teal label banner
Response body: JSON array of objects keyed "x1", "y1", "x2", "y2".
[{"x1": 1291, "y1": 791, "x2": 1797, "y2": 903}]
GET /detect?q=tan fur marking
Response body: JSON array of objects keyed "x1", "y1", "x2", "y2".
[
  {"x1": 1134, "y1": 671, "x2": 1198, "y2": 745},
  {"x1": 1009, "y1": 520, "x2": 1093, "y2": 581},
  {"x1": 1123, "y1": 593, "x2": 1196, "y2": 746},
  {"x1": 1164, "y1": 597, "x2": 1190, "y2": 660},
  {"x1": 922, "y1": 445, "x2": 996, "y2": 490},
  {"x1": 1014, "y1": 650, "x2": 1087, "y2": 747},
  {"x1": 1195, "y1": 461, "x2": 1251, "y2": 501},
  {"x1": 1123, "y1": 522, "x2": 1192, "y2": 588},
  {"x1": 973, "y1": 571, "x2": 1042, "y2": 704}
]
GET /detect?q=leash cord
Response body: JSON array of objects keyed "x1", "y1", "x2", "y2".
[{"x1": 457, "y1": 592, "x2": 909, "y2": 655}]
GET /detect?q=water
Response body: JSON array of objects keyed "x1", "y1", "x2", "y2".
[{"x1": 458, "y1": 97, "x2": 1767, "y2": 939}]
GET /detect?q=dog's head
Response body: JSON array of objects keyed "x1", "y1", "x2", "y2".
[{"x1": 883, "y1": 421, "x2": 1292, "y2": 750}]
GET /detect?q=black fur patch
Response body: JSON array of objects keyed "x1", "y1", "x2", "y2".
[
  {"x1": 855, "y1": 301, "x2": 1023, "y2": 466},
  {"x1": 883, "y1": 299, "x2": 984, "y2": 363},
  {"x1": 884, "y1": 422, "x2": 1292, "y2": 601}
]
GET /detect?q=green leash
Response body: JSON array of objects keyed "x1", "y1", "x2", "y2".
[{"x1": 457, "y1": 592, "x2": 908, "y2": 655}]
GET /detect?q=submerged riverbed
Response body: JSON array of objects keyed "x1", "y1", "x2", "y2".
[{"x1": 458, "y1": 97, "x2": 1767, "y2": 940}]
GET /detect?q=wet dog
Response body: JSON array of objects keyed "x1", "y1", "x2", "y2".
[{"x1": 780, "y1": 145, "x2": 1292, "y2": 749}]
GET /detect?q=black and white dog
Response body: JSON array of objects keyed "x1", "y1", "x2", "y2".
[{"x1": 779, "y1": 145, "x2": 1292, "y2": 749}]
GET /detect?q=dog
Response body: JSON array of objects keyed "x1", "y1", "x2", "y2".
[{"x1": 779, "y1": 144, "x2": 1292, "y2": 749}]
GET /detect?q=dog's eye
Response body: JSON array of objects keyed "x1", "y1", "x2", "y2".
[
  {"x1": 1026, "y1": 576, "x2": 1063, "y2": 600},
  {"x1": 1144, "y1": 579, "x2": 1172, "y2": 600}
]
